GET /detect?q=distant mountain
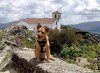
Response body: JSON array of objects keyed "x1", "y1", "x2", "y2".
[
  {"x1": 1, "y1": 20, "x2": 100, "y2": 33},
  {"x1": 0, "y1": 23, "x2": 4, "y2": 29},
  {"x1": 71, "y1": 21, "x2": 100, "y2": 33},
  {"x1": 0, "y1": 21, "x2": 17, "y2": 29}
]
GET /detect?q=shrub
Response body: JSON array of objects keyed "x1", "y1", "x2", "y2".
[
  {"x1": 67, "y1": 59, "x2": 76, "y2": 64},
  {"x1": 49, "y1": 29, "x2": 80, "y2": 55},
  {"x1": 60, "y1": 43, "x2": 100, "y2": 61},
  {"x1": 60, "y1": 44, "x2": 81, "y2": 59},
  {"x1": 60, "y1": 44, "x2": 69, "y2": 59},
  {"x1": 84, "y1": 64, "x2": 97, "y2": 70},
  {"x1": 49, "y1": 29, "x2": 78, "y2": 45}
]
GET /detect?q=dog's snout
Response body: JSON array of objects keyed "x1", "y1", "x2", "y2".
[
  {"x1": 38, "y1": 34, "x2": 41, "y2": 37},
  {"x1": 38, "y1": 32, "x2": 42, "y2": 36},
  {"x1": 38, "y1": 34, "x2": 43, "y2": 38}
]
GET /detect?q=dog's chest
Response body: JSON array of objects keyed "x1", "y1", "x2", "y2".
[{"x1": 37, "y1": 39, "x2": 47, "y2": 53}]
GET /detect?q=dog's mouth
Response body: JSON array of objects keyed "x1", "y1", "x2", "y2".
[{"x1": 38, "y1": 35, "x2": 43, "y2": 38}]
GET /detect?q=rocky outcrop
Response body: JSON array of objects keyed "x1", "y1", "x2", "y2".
[
  {"x1": 0, "y1": 49, "x2": 94, "y2": 73},
  {"x1": 0, "y1": 25, "x2": 95, "y2": 73},
  {"x1": 0, "y1": 25, "x2": 34, "y2": 51}
]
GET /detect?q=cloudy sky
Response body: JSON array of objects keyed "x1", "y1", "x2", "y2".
[{"x1": 0, "y1": 0, "x2": 100, "y2": 25}]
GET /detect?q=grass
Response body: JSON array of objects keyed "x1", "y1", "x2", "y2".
[
  {"x1": 0, "y1": 32, "x2": 4, "y2": 41},
  {"x1": 21, "y1": 37, "x2": 35, "y2": 49}
]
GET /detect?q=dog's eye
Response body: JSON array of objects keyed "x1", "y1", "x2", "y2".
[
  {"x1": 42, "y1": 32, "x2": 44, "y2": 34},
  {"x1": 38, "y1": 31, "x2": 40, "y2": 32}
]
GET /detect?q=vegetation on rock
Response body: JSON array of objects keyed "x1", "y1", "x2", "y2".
[{"x1": 49, "y1": 25, "x2": 100, "y2": 71}]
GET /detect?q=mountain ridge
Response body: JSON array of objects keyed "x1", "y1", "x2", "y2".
[
  {"x1": 71, "y1": 21, "x2": 100, "y2": 33},
  {"x1": 1, "y1": 21, "x2": 100, "y2": 33}
]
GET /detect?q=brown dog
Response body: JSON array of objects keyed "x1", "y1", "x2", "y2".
[{"x1": 34, "y1": 24, "x2": 54, "y2": 62}]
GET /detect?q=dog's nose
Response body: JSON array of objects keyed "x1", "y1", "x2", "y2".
[
  {"x1": 38, "y1": 35, "x2": 41, "y2": 37},
  {"x1": 38, "y1": 34, "x2": 42, "y2": 37}
]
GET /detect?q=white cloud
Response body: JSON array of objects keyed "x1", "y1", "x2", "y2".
[
  {"x1": 62, "y1": 15, "x2": 88, "y2": 25},
  {"x1": 87, "y1": 0, "x2": 99, "y2": 10},
  {"x1": 75, "y1": 2, "x2": 87, "y2": 12},
  {"x1": 0, "y1": 0, "x2": 100, "y2": 24}
]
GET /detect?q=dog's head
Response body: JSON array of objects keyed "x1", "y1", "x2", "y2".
[{"x1": 36, "y1": 24, "x2": 49, "y2": 40}]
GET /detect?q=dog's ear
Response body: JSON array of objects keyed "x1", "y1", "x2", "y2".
[
  {"x1": 45, "y1": 26, "x2": 49, "y2": 32},
  {"x1": 37, "y1": 24, "x2": 42, "y2": 29}
]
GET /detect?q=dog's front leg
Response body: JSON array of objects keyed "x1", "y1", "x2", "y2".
[
  {"x1": 34, "y1": 44, "x2": 40, "y2": 62},
  {"x1": 45, "y1": 46, "x2": 50, "y2": 62}
]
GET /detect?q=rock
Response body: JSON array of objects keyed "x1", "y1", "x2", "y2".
[
  {"x1": 0, "y1": 25, "x2": 34, "y2": 51},
  {"x1": 0, "y1": 69, "x2": 17, "y2": 73},
  {"x1": 9, "y1": 25, "x2": 28, "y2": 37},
  {"x1": 35, "y1": 58, "x2": 93, "y2": 73},
  {"x1": 0, "y1": 51, "x2": 12, "y2": 71},
  {"x1": 0, "y1": 49, "x2": 94, "y2": 73}
]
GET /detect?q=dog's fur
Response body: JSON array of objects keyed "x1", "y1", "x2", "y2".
[{"x1": 34, "y1": 24, "x2": 54, "y2": 62}]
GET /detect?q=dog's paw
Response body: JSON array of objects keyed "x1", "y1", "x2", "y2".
[
  {"x1": 46, "y1": 59, "x2": 51, "y2": 63},
  {"x1": 50, "y1": 58, "x2": 55, "y2": 61}
]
